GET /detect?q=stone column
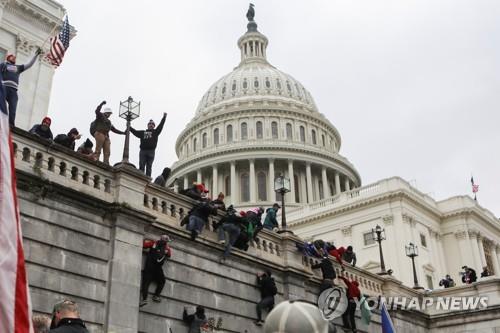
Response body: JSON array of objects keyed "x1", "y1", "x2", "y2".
[
  {"x1": 490, "y1": 243, "x2": 500, "y2": 276},
  {"x1": 249, "y1": 159, "x2": 256, "y2": 202},
  {"x1": 334, "y1": 172, "x2": 341, "y2": 195},
  {"x1": 197, "y1": 169, "x2": 202, "y2": 183},
  {"x1": 321, "y1": 167, "x2": 329, "y2": 199},
  {"x1": 183, "y1": 176, "x2": 189, "y2": 189},
  {"x1": 212, "y1": 165, "x2": 218, "y2": 195},
  {"x1": 305, "y1": 162, "x2": 313, "y2": 203},
  {"x1": 288, "y1": 160, "x2": 296, "y2": 203},
  {"x1": 104, "y1": 209, "x2": 150, "y2": 333},
  {"x1": 429, "y1": 230, "x2": 446, "y2": 281},
  {"x1": 478, "y1": 235, "x2": 487, "y2": 268},
  {"x1": 468, "y1": 230, "x2": 483, "y2": 271},
  {"x1": 269, "y1": 159, "x2": 276, "y2": 202},
  {"x1": 230, "y1": 161, "x2": 236, "y2": 205},
  {"x1": 344, "y1": 177, "x2": 351, "y2": 191}
]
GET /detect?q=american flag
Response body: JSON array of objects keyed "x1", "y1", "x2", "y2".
[
  {"x1": 47, "y1": 16, "x2": 70, "y2": 67},
  {"x1": 0, "y1": 79, "x2": 33, "y2": 330},
  {"x1": 471, "y1": 176, "x2": 479, "y2": 193}
]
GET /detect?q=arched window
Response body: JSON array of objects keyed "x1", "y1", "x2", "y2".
[
  {"x1": 322, "y1": 134, "x2": 325, "y2": 147},
  {"x1": 294, "y1": 174, "x2": 300, "y2": 203},
  {"x1": 202, "y1": 133, "x2": 207, "y2": 148},
  {"x1": 311, "y1": 130, "x2": 317, "y2": 145},
  {"x1": 241, "y1": 122, "x2": 248, "y2": 140},
  {"x1": 227, "y1": 125, "x2": 233, "y2": 142},
  {"x1": 225, "y1": 176, "x2": 231, "y2": 196},
  {"x1": 241, "y1": 173, "x2": 250, "y2": 202},
  {"x1": 271, "y1": 121, "x2": 278, "y2": 139},
  {"x1": 213, "y1": 128, "x2": 219, "y2": 145},
  {"x1": 257, "y1": 172, "x2": 267, "y2": 201},
  {"x1": 300, "y1": 126, "x2": 305, "y2": 142},
  {"x1": 256, "y1": 121, "x2": 263, "y2": 139},
  {"x1": 286, "y1": 123, "x2": 293, "y2": 139},
  {"x1": 193, "y1": 138, "x2": 197, "y2": 152}
]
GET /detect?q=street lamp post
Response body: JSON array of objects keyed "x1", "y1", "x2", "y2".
[
  {"x1": 117, "y1": 96, "x2": 140, "y2": 167},
  {"x1": 406, "y1": 242, "x2": 424, "y2": 289},
  {"x1": 274, "y1": 175, "x2": 290, "y2": 230},
  {"x1": 372, "y1": 225, "x2": 387, "y2": 275}
]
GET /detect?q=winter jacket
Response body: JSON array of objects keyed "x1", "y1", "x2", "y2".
[
  {"x1": 130, "y1": 114, "x2": 166, "y2": 150},
  {"x1": 190, "y1": 202, "x2": 217, "y2": 222},
  {"x1": 143, "y1": 239, "x2": 171, "y2": 268},
  {"x1": 29, "y1": 124, "x2": 53, "y2": 140},
  {"x1": 263, "y1": 208, "x2": 278, "y2": 229},
  {"x1": 342, "y1": 250, "x2": 357, "y2": 266},
  {"x1": 328, "y1": 246, "x2": 346, "y2": 267},
  {"x1": 49, "y1": 318, "x2": 89, "y2": 333},
  {"x1": 0, "y1": 54, "x2": 37, "y2": 89},
  {"x1": 257, "y1": 275, "x2": 277, "y2": 298},
  {"x1": 339, "y1": 277, "x2": 361, "y2": 300},
  {"x1": 183, "y1": 309, "x2": 208, "y2": 333},
  {"x1": 311, "y1": 258, "x2": 336, "y2": 280},
  {"x1": 182, "y1": 186, "x2": 204, "y2": 201},
  {"x1": 154, "y1": 167, "x2": 171, "y2": 186},
  {"x1": 93, "y1": 103, "x2": 124, "y2": 136},
  {"x1": 54, "y1": 134, "x2": 76, "y2": 150}
]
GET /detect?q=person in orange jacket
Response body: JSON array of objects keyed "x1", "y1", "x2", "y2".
[{"x1": 140, "y1": 235, "x2": 172, "y2": 307}]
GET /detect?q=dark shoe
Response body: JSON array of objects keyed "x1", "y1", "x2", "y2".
[
  {"x1": 152, "y1": 295, "x2": 161, "y2": 303},
  {"x1": 254, "y1": 320, "x2": 263, "y2": 326},
  {"x1": 190, "y1": 230, "x2": 197, "y2": 241},
  {"x1": 139, "y1": 299, "x2": 148, "y2": 307}
]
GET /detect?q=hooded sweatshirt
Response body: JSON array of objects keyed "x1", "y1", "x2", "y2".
[{"x1": 130, "y1": 114, "x2": 166, "y2": 150}]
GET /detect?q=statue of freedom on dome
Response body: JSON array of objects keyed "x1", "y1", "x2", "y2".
[{"x1": 246, "y1": 3, "x2": 255, "y2": 22}]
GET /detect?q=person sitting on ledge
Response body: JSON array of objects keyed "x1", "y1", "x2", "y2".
[
  {"x1": 154, "y1": 167, "x2": 171, "y2": 187},
  {"x1": 140, "y1": 234, "x2": 172, "y2": 307},
  {"x1": 439, "y1": 274, "x2": 455, "y2": 288},
  {"x1": 29, "y1": 116, "x2": 53, "y2": 140},
  {"x1": 54, "y1": 128, "x2": 81, "y2": 150},
  {"x1": 77, "y1": 138, "x2": 96, "y2": 160}
]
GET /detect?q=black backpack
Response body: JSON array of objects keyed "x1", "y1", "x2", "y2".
[
  {"x1": 89, "y1": 120, "x2": 97, "y2": 137},
  {"x1": 270, "y1": 279, "x2": 278, "y2": 296}
]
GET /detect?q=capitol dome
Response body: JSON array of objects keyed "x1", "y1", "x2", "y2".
[{"x1": 170, "y1": 11, "x2": 360, "y2": 209}]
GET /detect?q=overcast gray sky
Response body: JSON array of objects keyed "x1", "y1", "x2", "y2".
[{"x1": 48, "y1": 0, "x2": 500, "y2": 217}]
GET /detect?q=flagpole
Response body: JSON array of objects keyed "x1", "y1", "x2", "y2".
[{"x1": 40, "y1": 22, "x2": 59, "y2": 50}]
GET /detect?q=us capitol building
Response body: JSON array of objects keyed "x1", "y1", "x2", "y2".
[{"x1": 170, "y1": 11, "x2": 500, "y2": 290}]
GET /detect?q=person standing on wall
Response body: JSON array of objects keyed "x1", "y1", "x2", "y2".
[
  {"x1": 1, "y1": 48, "x2": 42, "y2": 127},
  {"x1": 130, "y1": 112, "x2": 167, "y2": 177},
  {"x1": 90, "y1": 101, "x2": 125, "y2": 165}
]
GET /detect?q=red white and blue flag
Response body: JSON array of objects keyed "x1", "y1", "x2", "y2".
[
  {"x1": 381, "y1": 301, "x2": 396, "y2": 333},
  {"x1": 0, "y1": 82, "x2": 33, "y2": 331},
  {"x1": 471, "y1": 176, "x2": 479, "y2": 200},
  {"x1": 47, "y1": 16, "x2": 71, "y2": 67}
]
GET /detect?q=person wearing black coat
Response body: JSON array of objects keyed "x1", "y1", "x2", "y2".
[
  {"x1": 29, "y1": 117, "x2": 53, "y2": 140},
  {"x1": 186, "y1": 186, "x2": 217, "y2": 240},
  {"x1": 254, "y1": 270, "x2": 277, "y2": 326},
  {"x1": 54, "y1": 128, "x2": 81, "y2": 150},
  {"x1": 49, "y1": 300, "x2": 89, "y2": 333},
  {"x1": 154, "y1": 167, "x2": 171, "y2": 187},
  {"x1": 130, "y1": 112, "x2": 167, "y2": 177},
  {"x1": 312, "y1": 257, "x2": 336, "y2": 294}
]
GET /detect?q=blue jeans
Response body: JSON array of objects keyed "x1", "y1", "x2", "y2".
[
  {"x1": 187, "y1": 215, "x2": 205, "y2": 235},
  {"x1": 139, "y1": 149, "x2": 155, "y2": 177},
  {"x1": 6, "y1": 87, "x2": 18, "y2": 127},
  {"x1": 218, "y1": 223, "x2": 241, "y2": 258}
]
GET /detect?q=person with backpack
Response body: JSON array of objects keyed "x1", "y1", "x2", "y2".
[
  {"x1": 139, "y1": 235, "x2": 172, "y2": 307},
  {"x1": 254, "y1": 269, "x2": 278, "y2": 326},
  {"x1": 129, "y1": 113, "x2": 167, "y2": 177},
  {"x1": 1, "y1": 48, "x2": 42, "y2": 127},
  {"x1": 263, "y1": 203, "x2": 280, "y2": 231},
  {"x1": 54, "y1": 128, "x2": 81, "y2": 150},
  {"x1": 90, "y1": 100, "x2": 125, "y2": 165}
]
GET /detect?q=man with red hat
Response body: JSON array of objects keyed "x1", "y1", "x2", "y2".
[
  {"x1": 130, "y1": 112, "x2": 167, "y2": 177},
  {"x1": 1, "y1": 48, "x2": 42, "y2": 126},
  {"x1": 29, "y1": 117, "x2": 53, "y2": 140}
]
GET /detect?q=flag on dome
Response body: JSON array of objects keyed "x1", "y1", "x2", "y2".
[
  {"x1": 47, "y1": 15, "x2": 71, "y2": 67},
  {"x1": 471, "y1": 176, "x2": 479, "y2": 201},
  {"x1": 0, "y1": 80, "x2": 33, "y2": 331}
]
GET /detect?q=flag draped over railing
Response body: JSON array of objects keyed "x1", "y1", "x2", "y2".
[
  {"x1": 47, "y1": 16, "x2": 70, "y2": 67},
  {"x1": 0, "y1": 84, "x2": 33, "y2": 331}
]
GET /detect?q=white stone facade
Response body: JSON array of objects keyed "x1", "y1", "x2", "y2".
[
  {"x1": 288, "y1": 177, "x2": 500, "y2": 290},
  {"x1": 0, "y1": 0, "x2": 66, "y2": 130},
  {"x1": 170, "y1": 19, "x2": 360, "y2": 208}
]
